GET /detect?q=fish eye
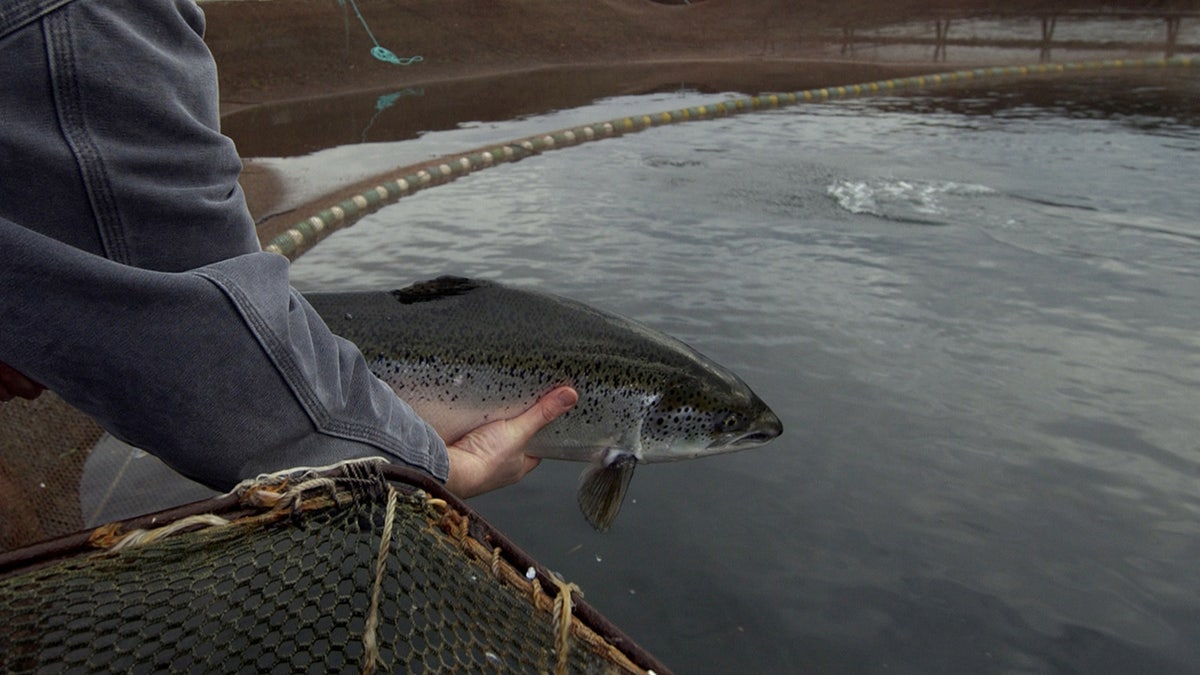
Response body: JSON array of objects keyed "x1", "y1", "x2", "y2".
[{"x1": 716, "y1": 412, "x2": 741, "y2": 432}]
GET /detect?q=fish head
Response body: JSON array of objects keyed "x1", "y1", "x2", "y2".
[{"x1": 640, "y1": 364, "x2": 783, "y2": 461}]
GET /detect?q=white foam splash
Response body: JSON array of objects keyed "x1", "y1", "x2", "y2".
[{"x1": 828, "y1": 178, "x2": 997, "y2": 221}]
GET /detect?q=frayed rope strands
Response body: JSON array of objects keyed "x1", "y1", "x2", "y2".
[
  {"x1": 90, "y1": 514, "x2": 234, "y2": 552},
  {"x1": 233, "y1": 457, "x2": 390, "y2": 511},
  {"x1": 86, "y1": 485, "x2": 333, "y2": 551},
  {"x1": 90, "y1": 458, "x2": 394, "y2": 551},
  {"x1": 263, "y1": 55, "x2": 1196, "y2": 262}
]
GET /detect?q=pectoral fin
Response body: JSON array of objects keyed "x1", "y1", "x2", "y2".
[{"x1": 577, "y1": 453, "x2": 638, "y2": 532}]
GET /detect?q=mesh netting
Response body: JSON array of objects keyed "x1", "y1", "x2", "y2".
[
  {"x1": 0, "y1": 462, "x2": 659, "y2": 674},
  {"x1": 0, "y1": 393, "x2": 100, "y2": 550}
]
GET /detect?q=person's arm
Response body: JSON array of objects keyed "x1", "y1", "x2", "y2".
[
  {"x1": 1, "y1": 2, "x2": 576, "y2": 498},
  {"x1": 3, "y1": 218, "x2": 575, "y2": 494}
]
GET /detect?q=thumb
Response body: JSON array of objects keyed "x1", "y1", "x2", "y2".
[{"x1": 506, "y1": 386, "x2": 578, "y2": 443}]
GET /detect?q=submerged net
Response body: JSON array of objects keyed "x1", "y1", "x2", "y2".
[
  {"x1": 0, "y1": 460, "x2": 663, "y2": 674},
  {"x1": 0, "y1": 393, "x2": 100, "y2": 550}
]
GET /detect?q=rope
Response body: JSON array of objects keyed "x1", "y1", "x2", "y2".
[
  {"x1": 80, "y1": 462, "x2": 639, "y2": 673},
  {"x1": 361, "y1": 88, "x2": 425, "y2": 143},
  {"x1": 337, "y1": 0, "x2": 423, "y2": 66},
  {"x1": 93, "y1": 514, "x2": 234, "y2": 551},
  {"x1": 362, "y1": 485, "x2": 399, "y2": 675},
  {"x1": 232, "y1": 457, "x2": 390, "y2": 506},
  {"x1": 550, "y1": 575, "x2": 584, "y2": 675},
  {"x1": 414, "y1": 493, "x2": 642, "y2": 673},
  {"x1": 264, "y1": 55, "x2": 1195, "y2": 261},
  {"x1": 491, "y1": 545, "x2": 503, "y2": 578},
  {"x1": 92, "y1": 459, "x2": 401, "y2": 552}
]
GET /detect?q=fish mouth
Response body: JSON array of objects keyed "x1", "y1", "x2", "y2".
[
  {"x1": 734, "y1": 431, "x2": 777, "y2": 446},
  {"x1": 730, "y1": 410, "x2": 784, "y2": 447}
]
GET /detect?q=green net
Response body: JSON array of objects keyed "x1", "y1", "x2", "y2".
[{"x1": 0, "y1": 461, "x2": 661, "y2": 674}]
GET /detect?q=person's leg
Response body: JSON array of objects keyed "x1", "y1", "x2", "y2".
[{"x1": 0, "y1": 0, "x2": 259, "y2": 272}]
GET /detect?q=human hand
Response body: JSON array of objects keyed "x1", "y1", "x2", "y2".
[
  {"x1": 0, "y1": 362, "x2": 44, "y2": 402},
  {"x1": 443, "y1": 386, "x2": 578, "y2": 498}
]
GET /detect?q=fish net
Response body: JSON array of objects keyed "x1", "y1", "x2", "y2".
[
  {"x1": 0, "y1": 393, "x2": 100, "y2": 551},
  {"x1": 0, "y1": 460, "x2": 665, "y2": 674}
]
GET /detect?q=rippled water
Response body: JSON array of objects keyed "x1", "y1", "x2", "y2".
[{"x1": 287, "y1": 73, "x2": 1200, "y2": 673}]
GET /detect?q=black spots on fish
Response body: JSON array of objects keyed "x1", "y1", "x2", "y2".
[
  {"x1": 658, "y1": 383, "x2": 725, "y2": 413},
  {"x1": 662, "y1": 406, "x2": 709, "y2": 432},
  {"x1": 642, "y1": 376, "x2": 751, "y2": 445},
  {"x1": 666, "y1": 406, "x2": 698, "y2": 427},
  {"x1": 600, "y1": 361, "x2": 654, "y2": 389}
]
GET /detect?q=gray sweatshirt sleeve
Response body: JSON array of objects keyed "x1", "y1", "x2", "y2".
[{"x1": 0, "y1": 217, "x2": 449, "y2": 490}]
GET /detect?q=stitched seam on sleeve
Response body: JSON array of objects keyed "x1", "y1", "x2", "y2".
[{"x1": 195, "y1": 267, "x2": 410, "y2": 454}]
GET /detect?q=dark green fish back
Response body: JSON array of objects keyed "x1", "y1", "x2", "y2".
[{"x1": 305, "y1": 276, "x2": 727, "y2": 394}]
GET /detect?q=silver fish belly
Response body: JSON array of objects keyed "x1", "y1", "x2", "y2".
[{"x1": 305, "y1": 276, "x2": 782, "y2": 530}]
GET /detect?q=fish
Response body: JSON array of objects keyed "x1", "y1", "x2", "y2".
[{"x1": 304, "y1": 276, "x2": 782, "y2": 530}]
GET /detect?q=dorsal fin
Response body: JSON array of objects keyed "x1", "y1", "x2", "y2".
[{"x1": 389, "y1": 276, "x2": 486, "y2": 304}]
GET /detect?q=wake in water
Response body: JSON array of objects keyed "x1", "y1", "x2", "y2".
[{"x1": 827, "y1": 177, "x2": 998, "y2": 225}]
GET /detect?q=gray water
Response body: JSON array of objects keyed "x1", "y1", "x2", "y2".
[{"x1": 285, "y1": 72, "x2": 1200, "y2": 673}]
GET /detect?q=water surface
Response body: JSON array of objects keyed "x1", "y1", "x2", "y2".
[{"x1": 281, "y1": 71, "x2": 1200, "y2": 673}]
